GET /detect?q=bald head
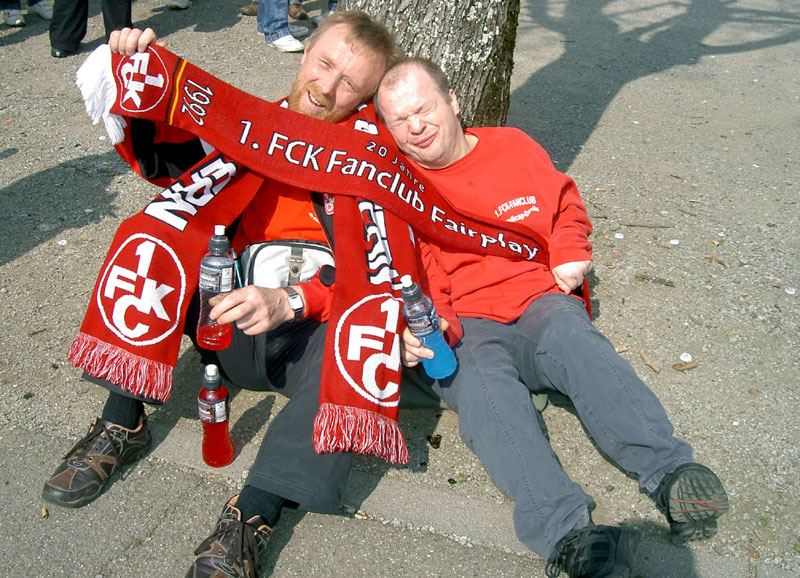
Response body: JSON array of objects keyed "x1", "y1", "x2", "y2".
[{"x1": 376, "y1": 58, "x2": 471, "y2": 169}]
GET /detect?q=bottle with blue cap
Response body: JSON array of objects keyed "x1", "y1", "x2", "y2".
[{"x1": 400, "y1": 274, "x2": 457, "y2": 379}]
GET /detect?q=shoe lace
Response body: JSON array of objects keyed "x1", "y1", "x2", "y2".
[
  {"x1": 63, "y1": 420, "x2": 122, "y2": 465},
  {"x1": 544, "y1": 525, "x2": 616, "y2": 578},
  {"x1": 194, "y1": 518, "x2": 267, "y2": 578}
]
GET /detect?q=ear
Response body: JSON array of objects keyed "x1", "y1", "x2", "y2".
[{"x1": 448, "y1": 89, "x2": 460, "y2": 116}]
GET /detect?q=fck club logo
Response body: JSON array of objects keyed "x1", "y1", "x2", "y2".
[
  {"x1": 116, "y1": 50, "x2": 169, "y2": 113},
  {"x1": 334, "y1": 294, "x2": 403, "y2": 407},
  {"x1": 97, "y1": 234, "x2": 186, "y2": 346}
]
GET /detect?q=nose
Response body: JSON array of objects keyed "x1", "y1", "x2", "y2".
[
  {"x1": 408, "y1": 115, "x2": 423, "y2": 134},
  {"x1": 316, "y1": 72, "x2": 337, "y2": 98}
]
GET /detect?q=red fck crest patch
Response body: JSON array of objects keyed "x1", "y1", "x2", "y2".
[
  {"x1": 96, "y1": 234, "x2": 186, "y2": 346},
  {"x1": 116, "y1": 49, "x2": 169, "y2": 113},
  {"x1": 333, "y1": 293, "x2": 403, "y2": 408}
]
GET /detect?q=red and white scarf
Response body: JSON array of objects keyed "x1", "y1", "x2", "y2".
[{"x1": 70, "y1": 45, "x2": 550, "y2": 463}]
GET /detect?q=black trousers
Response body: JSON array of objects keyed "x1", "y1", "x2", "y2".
[
  {"x1": 93, "y1": 311, "x2": 351, "y2": 514},
  {"x1": 215, "y1": 319, "x2": 352, "y2": 514},
  {"x1": 49, "y1": 0, "x2": 132, "y2": 52}
]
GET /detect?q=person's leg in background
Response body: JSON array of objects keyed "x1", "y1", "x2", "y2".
[
  {"x1": 49, "y1": 0, "x2": 131, "y2": 57},
  {"x1": 257, "y1": 0, "x2": 306, "y2": 52}
]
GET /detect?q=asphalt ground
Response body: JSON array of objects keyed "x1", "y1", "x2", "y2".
[{"x1": 1, "y1": 1, "x2": 798, "y2": 577}]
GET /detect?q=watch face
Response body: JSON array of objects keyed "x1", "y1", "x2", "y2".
[{"x1": 285, "y1": 290, "x2": 304, "y2": 319}]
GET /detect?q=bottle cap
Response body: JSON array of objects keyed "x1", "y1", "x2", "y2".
[
  {"x1": 400, "y1": 274, "x2": 421, "y2": 302},
  {"x1": 203, "y1": 364, "x2": 221, "y2": 390},
  {"x1": 209, "y1": 225, "x2": 230, "y2": 253}
]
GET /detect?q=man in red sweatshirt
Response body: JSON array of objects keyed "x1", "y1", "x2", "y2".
[{"x1": 376, "y1": 58, "x2": 729, "y2": 578}]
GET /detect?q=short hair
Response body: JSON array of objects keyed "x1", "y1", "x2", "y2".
[
  {"x1": 306, "y1": 11, "x2": 402, "y2": 90},
  {"x1": 375, "y1": 57, "x2": 452, "y2": 121}
]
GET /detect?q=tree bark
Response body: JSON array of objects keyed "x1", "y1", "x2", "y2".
[{"x1": 341, "y1": 0, "x2": 520, "y2": 127}]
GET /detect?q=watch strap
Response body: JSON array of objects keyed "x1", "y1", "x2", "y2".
[{"x1": 283, "y1": 286, "x2": 305, "y2": 322}]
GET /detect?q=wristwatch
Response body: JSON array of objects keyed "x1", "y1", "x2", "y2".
[{"x1": 282, "y1": 286, "x2": 305, "y2": 322}]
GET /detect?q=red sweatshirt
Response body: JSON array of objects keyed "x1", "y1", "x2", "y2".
[{"x1": 415, "y1": 127, "x2": 592, "y2": 329}]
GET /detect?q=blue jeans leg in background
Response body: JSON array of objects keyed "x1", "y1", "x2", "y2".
[{"x1": 257, "y1": 0, "x2": 289, "y2": 42}]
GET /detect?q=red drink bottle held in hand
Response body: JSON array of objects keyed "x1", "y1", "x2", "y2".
[
  {"x1": 197, "y1": 364, "x2": 234, "y2": 467},
  {"x1": 196, "y1": 225, "x2": 234, "y2": 350}
]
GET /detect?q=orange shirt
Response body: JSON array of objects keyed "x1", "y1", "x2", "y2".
[{"x1": 232, "y1": 183, "x2": 327, "y2": 253}]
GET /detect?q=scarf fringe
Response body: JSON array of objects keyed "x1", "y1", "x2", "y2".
[
  {"x1": 76, "y1": 44, "x2": 126, "y2": 145},
  {"x1": 313, "y1": 403, "x2": 409, "y2": 464},
  {"x1": 68, "y1": 332, "x2": 173, "y2": 402}
]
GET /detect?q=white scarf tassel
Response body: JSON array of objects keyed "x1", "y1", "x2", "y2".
[{"x1": 75, "y1": 44, "x2": 127, "y2": 145}]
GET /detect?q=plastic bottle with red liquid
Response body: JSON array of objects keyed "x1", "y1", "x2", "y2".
[
  {"x1": 197, "y1": 364, "x2": 234, "y2": 467},
  {"x1": 196, "y1": 225, "x2": 234, "y2": 350}
]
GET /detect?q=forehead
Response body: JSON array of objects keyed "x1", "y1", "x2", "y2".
[
  {"x1": 380, "y1": 70, "x2": 437, "y2": 113},
  {"x1": 305, "y1": 24, "x2": 383, "y2": 73}
]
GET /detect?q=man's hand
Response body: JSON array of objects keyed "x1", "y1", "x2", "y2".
[
  {"x1": 551, "y1": 260, "x2": 593, "y2": 294},
  {"x1": 208, "y1": 286, "x2": 299, "y2": 336},
  {"x1": 108, "y1": 27, "x2": 165, "y2": 55},
  {"x1": 400, "y1": 318, "x2": 451, "y2": 368}
]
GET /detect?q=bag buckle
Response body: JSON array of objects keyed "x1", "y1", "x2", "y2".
[{"x1": 285, "y1": 248, "x2": 306, "y2": 286}]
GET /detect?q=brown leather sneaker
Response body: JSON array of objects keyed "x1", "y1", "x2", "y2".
[
  {"x1": 187, "y1": 496, "x2": 272, "y2": 578},
  {"x1": 288, "y1": 2, "x2": 308, "y2": 20},
  {"x1": 42, "y1": 416, "x2": 150, "y2": 508},
  {"x1": 239, "y1": 1, "x2": 257, "y2": 16}
]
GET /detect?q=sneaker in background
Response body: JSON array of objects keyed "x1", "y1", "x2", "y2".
[
  {"x1": 289, "y1": 22, "x2": 308, "y2": 38},
  {"x1": 239, "y1": 1, "x2": 257, "y2": 16},
  {"x1": 166, "y1": 0, "x2": 191, "y2": 10},
  {"x1": 289, "y1": 2, "x2": 308, "y2": 20},
  {"x1": 268, "y1": 34, "x2": 304, "y2": 53},
  {"x1": 312, "y1": 10, "x2": 331, "y2": 26},
  {"x1": 3, "y1": 8, "x2": 25, "y2": 26},
  {"x1": 29, "y1": 0, "x2": 53, "y2": 20}
]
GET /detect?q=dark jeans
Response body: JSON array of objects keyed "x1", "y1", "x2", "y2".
[
  {"x1": 432, "y1": 293, "x2": 694, "y2": 559},
  {"x1": 49, "y1": 0, "x2": 131, "y2": 52}
]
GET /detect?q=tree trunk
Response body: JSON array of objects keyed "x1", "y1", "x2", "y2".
[{"x1": 341, "y1": 0, "x2": 520, "y2": 127}]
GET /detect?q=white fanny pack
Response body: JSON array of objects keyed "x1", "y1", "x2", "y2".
[{"x1": 238, "y1": 239, "x2": 334, "y2": 288}]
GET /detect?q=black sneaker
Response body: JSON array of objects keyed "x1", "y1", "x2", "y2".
[
  {"x1": 655, "y1": 462, "x2": 729, "y2": 543},
  {"x1": 187, "y1": 496, "x2": 272, "y2": 578},
  {"x1": 545, "y1": 524, "x2": 641, "y2": 578},
  {"x1": 42, "y1": 416, "x2": 150, "y2": 508}
]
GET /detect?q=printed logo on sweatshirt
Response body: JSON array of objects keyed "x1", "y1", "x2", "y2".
[
  {"x1": 333, "y1": 293, "x2": 402, "y2": 407},
  {"x1": 116, "y1": 51, "x2": 169, "y2": 113},
  {"x1": 494, "y1": 195, "x2": 539, "y2": 222},
  {"x1": 96, "y1": 234, "x2": 186, "y2": 346}
]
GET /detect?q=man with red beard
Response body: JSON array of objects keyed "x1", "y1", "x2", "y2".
[{"x1": 42, "y1": 13, "x2": 400, "y2": 578}]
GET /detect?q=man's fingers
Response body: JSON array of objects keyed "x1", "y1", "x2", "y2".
[
  {"x1": 137, "y1": 28, "x2": 159, "y2": 52},
  {"x1": 125, "y1": 29, "x2": 143, "y2": 55},
  {"x1": 108, "y1": 29, "x2": 121, "y2": 52}
]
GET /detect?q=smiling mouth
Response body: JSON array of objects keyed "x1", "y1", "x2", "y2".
[{"x1": 308, "y1": 91, "x2": 325, "y2": 109}]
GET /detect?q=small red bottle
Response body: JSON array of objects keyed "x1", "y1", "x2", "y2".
[{"x1": 197, "y1": 364, "x2": 234, "y2": 467}]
